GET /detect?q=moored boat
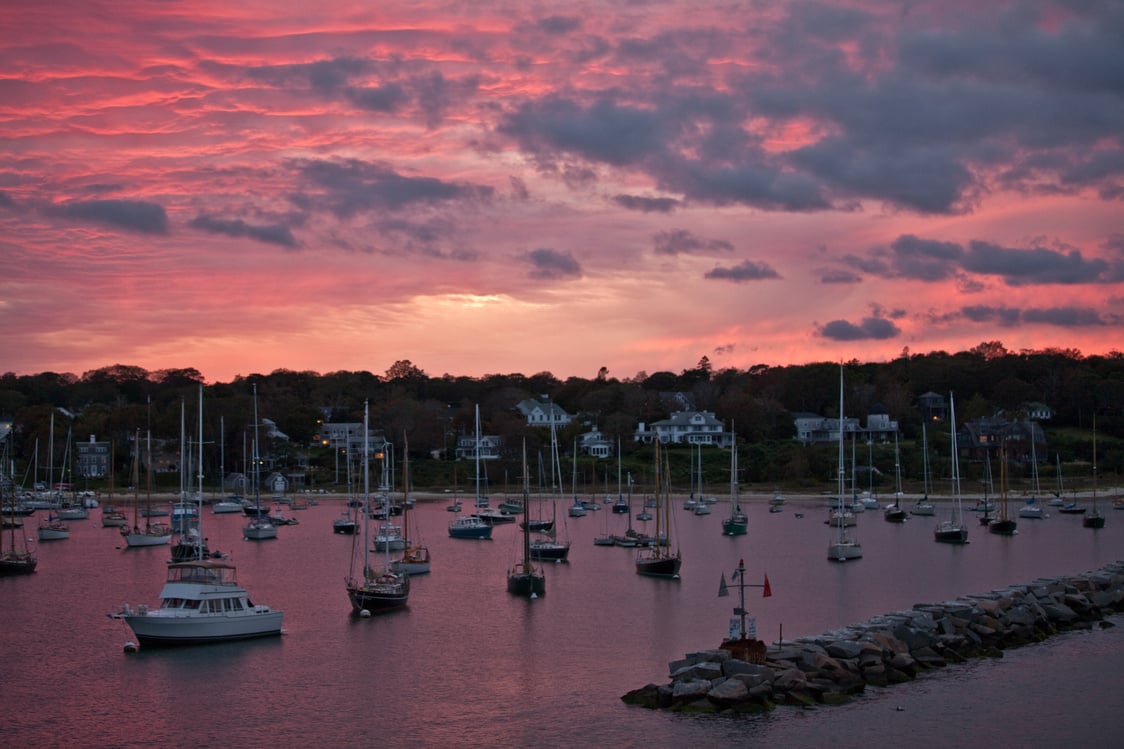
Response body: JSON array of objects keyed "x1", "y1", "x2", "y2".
[
  {"x1": 346, "y1": 403, "x2": 409, "y2": 614},
  {"x1": 109, "y1": 560, "x2": 283, "y2": 646},
  {"x1": 448, "y1": 515, "x2": 493, "y2": 540}
]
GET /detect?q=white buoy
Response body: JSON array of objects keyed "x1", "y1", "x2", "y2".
[
  {"x1": 530, "y1": 593, "x2": 538, "y2": 600},
  {"x1": 123, "y1": 642, "x2": 138, "y2": 653},
  {"x1": 360, "y1": 609, "x2": 371, "y2": 618}
]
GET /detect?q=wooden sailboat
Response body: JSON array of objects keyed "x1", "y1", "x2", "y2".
[
  {"x1": 392, "y1": 432, "x2": 431, "y2": 575},
  {"x1": 635, "y1": 438, "x2": 682, "y2": 578},
  {"x1": 828, "y1": 365, "x2": 862, "y2": 561},
  {"x1": 1083, "y1": 418, "x2": 1105, "y2": 529},
  {"x1": 934, "y1": 393, "x2": 969, "y2": 543},
  {"x1": 122, "y1": 429, "x2": 171, "y2": 547},
  {"x1": 100, "y1": 444, "x2": 128, "y2": 528},
  {"x1": 721, "y1": 429, "x2": 747, "y2": 536},
  {"x1": 347, "y1": 401, "x2": 409, "y2": 613},
  {"x1": 507, "y1": 440, "x2": 545, "y2": 597},
  {"x1": 988, "y1": 440, "x2": 1018, "y2": 535}
]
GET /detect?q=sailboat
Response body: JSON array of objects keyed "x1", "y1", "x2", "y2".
[
  {"x1": 988, "y1": 440, "x2": 1018, "y2": 535},
  {"x1": 530, "y1": 433, "x2": 571, "y2": 563},
  {"x1": 346, "y1": 401, "x2": 409, "y2": 614},
  {"x1": 1083, "y1": 418, "x2": 1105, "y2": 529},
  {"x1": 449, "y1": 405, "x2": 495, "y2": 540},
  {"x1": 595, "y1": 453, "x2": 617, "y2": 546},
  {"x1": 635, "y1": 438, "x2": 682, "y2": 578},
  {"x1": 721, "y1": 431, "x2": 748, "y2": 536},
  {"x1": 1017, "y1": 423, "x2": 1046, "y2": 519},
  {"x1": 507, "y1": 440, "x2": 545, "y2": 598},
  {"x1": 37, "y1": 414, "x2": 70, "y2": 541},
  {"x1": 934, "y1": 393, "x2": 969, "y2": 543},
  {"x1": 171, "y1": 387, "x2": 217, "y2": 563},
  {"x1": 243, "y1": 385, "x2": 278, "y2": 541},
  {"x1": 1, "y1": 441, "x2": 37, "y2": 575},
  {"x1": 911, "y1": 422, "x2": 936, "y2": 516},
  {"x1": 1048, "y1": 454, "x2": 1066, "y2": 507},
  {"x1": 392, "y1": 432, "x2": 431, "y2": 575},
  {"x1": 828, "y1": 365, "x2": 862, "y2": 561},
  {"x1": 122, "y1": 429, "x2": 172, "y2": 547},
  {"x1": 883, "y1": 432, "x2": 907, "y2": 522},
  {"x1": 101, "y1": 445, "x2": 128, "y2": 528}
]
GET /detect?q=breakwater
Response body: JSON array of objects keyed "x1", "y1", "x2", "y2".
[{"x1": 622, "y1": 561, "x2": 1124, "y2": 713}]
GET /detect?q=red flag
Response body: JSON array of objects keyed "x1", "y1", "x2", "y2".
[{"x1": 762, "y1": 574, "x2": 772, "y2": 598}]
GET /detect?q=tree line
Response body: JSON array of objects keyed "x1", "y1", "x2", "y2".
[{"x1": 1, "y1": 341, "x2": 1122, "y2": 494}]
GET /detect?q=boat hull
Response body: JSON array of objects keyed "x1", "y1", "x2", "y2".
[
  {"x1": 347, "y1": 580, "x2": 409, "y2": 613},
  {"x1": 243, "y1": 524, "x2": 278, "y2": 540},
  {"x1": 987, "y1": 519, "x2": 1017, "y2": 535},
  {"x1": 635, "y1": 553, "x2": 681, "y2": 578},
  {"x1": 0, "y1": 554, "x2": 37, "y2": 576},
  {"x1": 448, "y1": 518, "x2": 493, "y2": 539},
  {"x1": 37, "y1": 527, "x2": 70, "y2": 541},
  {"x1": 910, "y1": 504, "x2": 935, "y2": 516},
  {"x1": 827, "y1": 542, "x2": 863, "y2": 561},
  {"x1": 883, "y1": 507, "x2": 907, "y2": 522},
  {"x1": 118, "y1": 611, "x2": 283, "y2": 647},
  {"x1": 529, "y1": 542, "x2": 570, "y2": 562},
  {"x1": 934, "y1": 524, "x2": 969, "y2": 543},
  {"x1": 721, "y1": 517, "x2": 748, "y2": 536},
  {"x1": 507, "y1": 571, "x2": 545, "y2": 597},
  {"x1": 1083, "y1": 514, "x2": 1105, "y2": 529}
]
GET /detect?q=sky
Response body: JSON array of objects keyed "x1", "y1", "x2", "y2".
[{"x1": 1, "y1": 1, "x2": 1122, "y2": 384}]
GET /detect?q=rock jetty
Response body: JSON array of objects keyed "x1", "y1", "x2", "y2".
[{"x1": 622, "y1": 561, "x2": 1124, "y2": 713}]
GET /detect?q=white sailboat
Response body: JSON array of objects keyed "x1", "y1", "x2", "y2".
[
  {"x1": 910, "y1": 422, "x2": 935, "y2": 516},
  {"x1": 243, "y1": 385, "x2": 278, "y2": 541},
  {"x1": 1018, "y1": 423, "x2": 1046, "y2": 519},
  {"x1": 828, "y1": 365, "x2": 862, "y2": 561},
  {"x1": 122, "y1": 429, "x2": 172, "y2": 547},
  {"x1": 934, "y1": 393, "x2": 969, "y2": 543}
]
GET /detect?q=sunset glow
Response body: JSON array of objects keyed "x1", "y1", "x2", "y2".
[{"x1": 1, "y1": 1, "x2": 1121, "y2": 382}]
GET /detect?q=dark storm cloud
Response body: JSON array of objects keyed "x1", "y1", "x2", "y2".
[
  {"x1": 846, "y1": 234, "x2": 1124, "y2": 286},
  {"x1": 704, "y1": 259, "x2": 781, "y2": 282},
  {"x1": 292, "y1": 158, "x2": 493, "y2": 218},
  {"x1": 819, "y1": 316, "x2": 900, "y2": 341},
  {"x1": 498, "y1": 96, "x2": 667, "y2": 168},
  {"x1": 653, "y1": 228, "x2": 732, "y2": 256},
  {"x1": 957, "y1": 305, "x2": 1109, "y2": 328},
  {"x1": 495, "y1": 3, "x2": 1124, "y2": 215},
  {"x1": 612, "y1": 194, "x2": 679, "y2": 213},
  {"x1": 190, "y1": 214, "x2": 298, "y2": 249},
  {"x1": 962, "y1": 240, "x2": 1116, "y2": 285},
  {"x1": 50, "y1": 199, "x2": 168, "y2": 234},
  {"x1": 820, "y1": 268, "x2": 862, "y2": 284},
  {"x1": 525, "y1": 247, "x2": 581, "y2": 280}
]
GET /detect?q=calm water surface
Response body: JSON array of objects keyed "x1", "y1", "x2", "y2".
[{"x1": 3, "y1": 494, "x2": 1123, "y2": 748}]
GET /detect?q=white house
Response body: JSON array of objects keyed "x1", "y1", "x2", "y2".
[
  {"x1": 455, "y1": 434, "x2": 504, "y2": 461},
  {"x1": 634, "y1": 411, "x2": 733, "y2": 447},
  {"x1": 578, "y1": 428, "x2": 614, "y2": 458},
  {"x1": 514, "y1": 398, "x2": 572, "y2": 428}
]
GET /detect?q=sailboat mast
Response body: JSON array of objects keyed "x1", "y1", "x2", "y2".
[
  {"x1": 197, "y1": 385, "x2": 204, "y2": 560},
  {"x1": 837, "y1": 366, "x2": 845, "y2": 537},
  {"x1": 363, "y1": 401, "x2": 371, "y2": 578},
  {"x1": 949, "y1": 393, "x2": 961, "y2": 524}
]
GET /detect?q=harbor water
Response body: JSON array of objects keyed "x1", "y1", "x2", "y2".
[{"x1": 3, "y1": 494, "x2": 1123, "y2": 748}]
